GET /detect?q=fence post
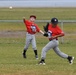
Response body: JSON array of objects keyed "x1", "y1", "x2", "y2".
[{"x1": 61, "y1": 21, "x2": 64, "y2": 43}]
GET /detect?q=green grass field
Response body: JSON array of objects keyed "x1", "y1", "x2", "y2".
[{"x1": 0, "y1": 8, "x2": 76, "y2": 75}]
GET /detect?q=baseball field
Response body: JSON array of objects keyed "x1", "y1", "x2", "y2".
[{"x1": 0, "y1": 8, "x2": 76, "y2": 75}]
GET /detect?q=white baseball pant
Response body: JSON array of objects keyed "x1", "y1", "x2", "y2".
[
  {"x1": 24, "y1": 32, "x2": 37, "y2": 50},
  {"x1": 41, "y1": 39, "x2": 68, "y2": 59}
]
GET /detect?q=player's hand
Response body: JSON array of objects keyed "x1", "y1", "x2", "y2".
[
  {"x1": 23, "y1": 17, "x2": 26, "y2": 22},
  {"x1": 43, "y1": 33, "x2": 48, "y2": 37},
  {"x1": 23, "y1": 17, "x2": 25, "y2": 20},
  {"x1": 23, "y1": 17, "x2": 25, "y2": 19}
]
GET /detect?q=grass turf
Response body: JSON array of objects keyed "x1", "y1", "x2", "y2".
[
  {"x1": 0, "y1": 37, "x2": 76, "y2": 75},
  {"x1": 0, "y1": 8, "x2": 76, "y2": 75}
]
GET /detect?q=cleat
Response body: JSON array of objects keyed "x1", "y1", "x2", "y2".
[
  {"x1": 68, "y1": 56, "x2": 74, "y2": 64},
  {"x1": 22, "y1": 52, "x2": 26, "y2": 58},
  {"x1": 35, "y1": 55, "x2": 39, "y2": 59},
  {"x1": 38, "y1": 60, "x2": 46, "y2": 65}
]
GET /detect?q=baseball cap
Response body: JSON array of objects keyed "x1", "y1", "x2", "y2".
[
  {"x1": 51, "y1": 18, "x2": 58, "y2": 24},
  {"x1": 30, "y1": 15, "x2": 36, "y2": 19}
]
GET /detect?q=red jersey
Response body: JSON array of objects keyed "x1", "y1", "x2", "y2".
[
  {"x1": 24, "y1": 20, "x2": 40, "y2": 34},
  {"x1": 48, "y1": 24, "x2": 64, "y2": 40}
]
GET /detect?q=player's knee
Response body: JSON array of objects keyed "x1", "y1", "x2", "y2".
[
  {"x1": 33, "y1": 47, "x2": 37, "y2": 50},
  {"x1": 24, "y1": 47, "x2": 28, "y2": 50},
  {"x1": 43, "y1": 46, "x2": 48, "y2": 51},
  {"x1": 42, "y1": 47, "x2": 47, "y2": 53}
]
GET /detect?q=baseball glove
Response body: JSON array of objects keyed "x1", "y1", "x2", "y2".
[
  {"x1": 43, "y1": 33, "x2": 48, "y2": 37},
  {"x1": 43, "y1": 22, "x2": 49, "y2": 32}
]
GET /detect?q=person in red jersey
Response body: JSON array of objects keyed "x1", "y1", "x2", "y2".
[
  {"x1": 38, "y1": 18, "x2": 74, "y2": 65},
  {"x1": 22, "y1": 15, "x2": 44, "y2": 59}
]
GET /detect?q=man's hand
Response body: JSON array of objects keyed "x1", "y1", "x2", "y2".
[
  {"x1": 43, "y1": 33, "x2": 48, "y2": 37},
  {"x1": 23, "y1": 17, "x2": 26, "y2": 22}
]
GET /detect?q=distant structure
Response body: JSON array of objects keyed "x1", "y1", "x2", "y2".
[{"x1": 0, "y1": 0, "x2": 76, "y2": 7}]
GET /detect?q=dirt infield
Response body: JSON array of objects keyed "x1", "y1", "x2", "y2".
[
  {"x1": 0, "y1": 31, "x2": 76, "y2": 39},
  {"x1": 0, "y1": 31, "x2": 42, "y2": 38},
  {"x1": 0, "y1": 31, "x2": 26, "y2": 38}
]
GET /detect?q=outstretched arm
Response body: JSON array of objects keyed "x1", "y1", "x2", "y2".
[{"x1": 39, "y1": 30, "x2": 44, "y2": 35}]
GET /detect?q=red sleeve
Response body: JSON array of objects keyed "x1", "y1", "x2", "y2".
[
  {"x1": 57, "y1": 26, "x2": 64, "y2": 35},
  {"x1": 23, "y1": 20, "x2": 28, "y2": 25}
]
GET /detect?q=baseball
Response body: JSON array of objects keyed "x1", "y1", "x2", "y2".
[{"x1": 9, "y1": 6, "x2": 13, "y2": 9}]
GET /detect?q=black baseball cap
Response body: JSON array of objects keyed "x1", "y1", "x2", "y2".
[{"x1": 51, "y1": 18, "x2": 58, "y2": 24}]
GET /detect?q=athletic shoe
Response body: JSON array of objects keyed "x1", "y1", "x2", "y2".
[
  {"x1": 22, "y1": 52, "x2": 26, "y2": 58},
  {"x1": 35, "y1": 55, "x2": 39, "y2": 59},
  {"x1": 38, "y1": 60, "x2": 46, "y2": 65},
  {"x1": 68, "y1": 56, "x2": 74, "y2": 64}
]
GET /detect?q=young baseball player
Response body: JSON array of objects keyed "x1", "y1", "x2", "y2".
[
  {"x1": 38, "y1": 18, "x2": 74, "y2": 65},
  {"x1": 22, "y1": 15, "x2": 44, "y2": 59}
]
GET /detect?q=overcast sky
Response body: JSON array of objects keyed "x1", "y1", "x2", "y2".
[{"x1": 0, "y1": 0, "x2": 76, "y2": 7}]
